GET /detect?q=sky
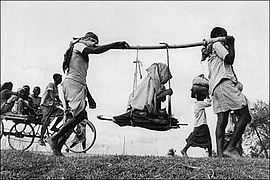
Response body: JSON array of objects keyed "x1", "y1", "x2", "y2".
[{"x1": 1, "y1": 1, "x2": 269, "y2": 157}]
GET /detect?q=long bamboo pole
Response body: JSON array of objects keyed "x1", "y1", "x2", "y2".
[{"x1": 111, "y1": 37, "x2": 226, "y2": 50}]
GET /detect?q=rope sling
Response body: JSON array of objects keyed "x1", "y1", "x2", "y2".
[
  {"x1": 160, "y1": 43, "x2": 172, "y2": 127},
  {"x1": 132, "y1": 47, "x2": 143, "y2": 97},
  {"x1": 130, "y1": 43, "x2": 174, "y2": 129},
  {"x1": 97, "y1": 37, "x2": 227, "y2": 131}
]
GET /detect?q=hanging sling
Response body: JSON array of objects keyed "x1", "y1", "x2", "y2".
[{"x1": 98, "y1": 44, "x2": 188, "y2": 131}]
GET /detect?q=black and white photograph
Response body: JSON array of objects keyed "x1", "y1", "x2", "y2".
[{"x1": 1, "y1": 1, "x2": 269, "y2": 179}]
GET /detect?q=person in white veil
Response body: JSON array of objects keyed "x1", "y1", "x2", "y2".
[{"x1": 127, "y1": 62, "x2": 173, "y2": 118}]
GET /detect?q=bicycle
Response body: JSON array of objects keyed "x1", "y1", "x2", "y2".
[{"x1": 0, "y1": 109, "x2": 97, "y2": 153}]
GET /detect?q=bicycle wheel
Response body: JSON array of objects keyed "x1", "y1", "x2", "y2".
[
  {"x1": 65, "y1": 120, "x2": 97, "y2": 153},
  {"x1": 8, "y1": 123, "x2": 35, "y2": 151}
]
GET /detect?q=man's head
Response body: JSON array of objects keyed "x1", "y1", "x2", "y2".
[
  {"x1": 22, "y1": 85, "x2": 30, "y2": 96},
  {"x1": 33, "y1": 86, "x2": 41, "y2": 97},
  {"x1": 1, "y1": 82, "x2": 13, "y2": 91},
  {"x1": 210, "y1": 27, "x2": 227, "y2": 38},
  {"x1": 83, "y1": 32, "x2": 99, "y2": 47},
  {"x1": 53, "y1": 73, "x2": 62, "y2": 85},
  {"x1": 17, "y1": 88, "x2": 27, "y2": 98}
]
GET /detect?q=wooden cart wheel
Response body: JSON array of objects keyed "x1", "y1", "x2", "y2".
[{"x1": 8, "y1": 123, "x2": 35, "y2": 151}]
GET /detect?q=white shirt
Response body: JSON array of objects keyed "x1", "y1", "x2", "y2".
[
  {"x1": 193, "y1": 98, "x2": 212, "y2": 127},
  {"x1": 40, "y1": 82, "x2": 58, "y2": 106},
  {"x1": 65, "y1": 43, "x2": 89, "y2": 85},
  {"x1": 208, "y1": 42, "x2": 236, "y2": 95}
]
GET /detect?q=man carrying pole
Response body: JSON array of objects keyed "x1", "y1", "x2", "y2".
[{"x1": 48, "y1": 32, "x2": 129, "y2": 156}]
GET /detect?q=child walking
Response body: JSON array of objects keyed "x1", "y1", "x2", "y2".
[{"x1": 181, "y1": 84, "x2": 212, "y2": 157}]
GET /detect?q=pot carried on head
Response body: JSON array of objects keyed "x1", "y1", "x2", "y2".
[{"x1": 191, "y1": 74, "x2": 209, "y2": 98}]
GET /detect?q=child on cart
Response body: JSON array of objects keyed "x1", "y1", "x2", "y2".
[{"x1": 2, "y1": 87, "x2": 37, "y2": 117}]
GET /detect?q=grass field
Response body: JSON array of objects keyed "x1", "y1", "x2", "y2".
[{"x1": 0, "y1": 149, "x2": 269, "y2": 179}]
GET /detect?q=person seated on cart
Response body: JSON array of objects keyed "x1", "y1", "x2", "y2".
[
  {"x1": 0, "y1": 82, "x2": 17, "y2": 114},
  {"x1": 21, "y1": 85, "x2": 40, "y2": 117},
  {"x1": 22, "y1": 85, "x2": 34, "y2": 107},
  {"x1": 125, "y1": 62, "x2": 173, "y2": 122},
  {"x1": 9, "y1": 88, "x2": 37, "y2": 116},
  {"x1": 38, "y1": 73, "x2": 64, "y2": 146},
  {"x1": 29, "y1": 86, "x2": 42, "y2": 112}
]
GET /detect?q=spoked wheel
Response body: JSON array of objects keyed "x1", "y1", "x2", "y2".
[
  {"x1": 8, "y1": 123, "x2": 35, "y2": 151},
  {"x1": 65, "y1": 120, "x2": 97, "y2": 153}
]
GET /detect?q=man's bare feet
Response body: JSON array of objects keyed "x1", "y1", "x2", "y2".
[
  {"x1": 47, "y1": 138, "x2": 64, "y2": 157},
  {"x1": 223, "y1": 149, "x2": 241, "y2": 158}
]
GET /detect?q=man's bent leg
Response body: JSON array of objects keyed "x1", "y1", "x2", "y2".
[
  {"x1": 51, "y1": 110, "x2": 87, "y2": 151},
  {"x1": 57, "y1": 129, "x2": 73, "y2": 152},
  {"x1": 216, "y1": 111, "x2": 229, "y2": 157},
  {"x1": 38, "y1": 123, "x2": 48, "y2": 146},
  {"x1": 38, "y1": 111, "x2": 51, "y2": 146},
  {"x1": 39, "y1": 106, "x2": 53, "y2": 144}
]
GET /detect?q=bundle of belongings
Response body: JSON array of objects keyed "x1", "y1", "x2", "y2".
[
  {"x1": 112, "y1": 63, "x2": 179, "y2": 131},
  {"x1": 191, "y1": 74, "x2": 209, "y2": 98}
]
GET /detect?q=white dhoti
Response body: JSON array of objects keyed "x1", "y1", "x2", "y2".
[{"x1": 62, "y1": 78, "x2": 87, "y2": 117}]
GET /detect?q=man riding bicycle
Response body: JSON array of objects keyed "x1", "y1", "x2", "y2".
[{"x1": 38, "y1": 73, "x2": 64, "y2": 146}]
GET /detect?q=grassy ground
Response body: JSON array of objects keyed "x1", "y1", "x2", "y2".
[{"x1": 0, "y1": 149, "x2": 269, "y2": 179}]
